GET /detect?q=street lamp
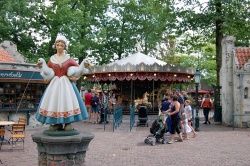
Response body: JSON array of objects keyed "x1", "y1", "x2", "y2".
[{"x1": 194, "y1": 70, "x2": 201, "y2": 131}]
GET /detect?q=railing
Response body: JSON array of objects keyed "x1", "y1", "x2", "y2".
[
  {"x1": 113, "y1": 106, "x2": 123, "y2": 132},
  {"x1": 130, "y1": 107, "x2": 135, "y2": 132},
  {"x1": 232, "y1": 113, "x2": 250, "y2": 130}
]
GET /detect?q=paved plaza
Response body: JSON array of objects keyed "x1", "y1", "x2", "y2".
[{"x1": 0, "y1": 115, "x2": 250, "y2": 166}]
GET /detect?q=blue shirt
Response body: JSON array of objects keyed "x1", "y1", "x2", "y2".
[{"x1": 161, "y1": 101, "x2": 171, "y2": 112}]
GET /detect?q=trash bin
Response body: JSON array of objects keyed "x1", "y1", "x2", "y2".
[{"x1": 214, "y1": 106, "x2": 222, "y2": 122}]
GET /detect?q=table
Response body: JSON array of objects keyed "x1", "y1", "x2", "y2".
[
  {"x1": 0, "y1": 121, "x2": 15, "y2": 145},
  {"x1": 0, "y1": 121, "x2": 15, "y2": 126}
]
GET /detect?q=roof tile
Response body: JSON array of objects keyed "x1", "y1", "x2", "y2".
[
  {"x1": 0, "y1": 50, "x2": 16, "y2": 62},
  {"x1": 235, "y1": 47, "x2": 250, "y2": 69}
]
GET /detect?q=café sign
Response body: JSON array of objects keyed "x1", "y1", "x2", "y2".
[{"x1": 0, "y1": 70, "x2": 43, "y2": 80}]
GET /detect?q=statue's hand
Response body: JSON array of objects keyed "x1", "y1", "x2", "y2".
[
  {"x1": 44, "y1": 79, "x2": 50, "y2": 84},
  {"x1": 68, "y1": 76, "x2": 81, "y2": 82}
]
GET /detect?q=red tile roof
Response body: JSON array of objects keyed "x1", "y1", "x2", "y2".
[
  {"x1": 235, "y1": 47, "x2": 250, "y2": 69},
  {"x1": 0, "y1": 50, "x2": 16, "y2": 62}
]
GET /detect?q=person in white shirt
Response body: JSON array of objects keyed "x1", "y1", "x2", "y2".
[{"x1": 184, "y1": 100, "x2": 197, "y2": 138}]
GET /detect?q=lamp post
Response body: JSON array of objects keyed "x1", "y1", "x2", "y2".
[{"x1": 194, "y1": 70, "x2": 201, "y2": 131}]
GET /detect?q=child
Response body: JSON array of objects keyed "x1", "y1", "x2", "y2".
[
  {"x1": 184, "y1": 100, "x2": 198, "y2": 138},
  {"x1": 181, "y1": 113, "x2": 192, "y2": 140}
]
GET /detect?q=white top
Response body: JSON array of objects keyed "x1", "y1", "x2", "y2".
[
  {"x1": 108, "y1": 52, "x2": 167, "y2": 66},
  {"x1": 184, "y1": 105, "x2": 192, "y2": 120},
  {"x1": 182, "y1": 118, "x2": 192, "y2": 134}
]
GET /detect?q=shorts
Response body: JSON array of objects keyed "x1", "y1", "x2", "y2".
[{"x1": 92, "y1": 105, "x2": 99, "y2": 113}]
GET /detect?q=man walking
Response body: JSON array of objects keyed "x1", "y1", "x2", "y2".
[
  {"x1": 84, "y1": 89, "x2": 93, "y2": 123},
  {"x1": 200, "y1": 94, "x2": 213, "y2": 124},
  {"x1": 176, "y1": 89, "x2": 184, "y2": 113}
]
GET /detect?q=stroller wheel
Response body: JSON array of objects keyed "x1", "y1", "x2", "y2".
[
  {"x1": 151, "y1": 140, "x2": 155, "y2": 146},
  {"x1": 144, "y1": 138, "x2": 149, "y2": 144},
  {"x1": 156, "y1": 138, "x2": 160, "y2": 143},
  {"x1": 162, "y1": 140, "x2": 167, "y2": 144}
]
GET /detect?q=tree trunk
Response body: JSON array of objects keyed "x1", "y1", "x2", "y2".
[{"x1": 215, "y1": 0, "x2": 223, "y2": 86}]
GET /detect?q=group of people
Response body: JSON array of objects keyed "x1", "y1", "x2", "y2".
[
  {"x1": 83, "y1": 89, "x2": 116, "y2": 124},
  {"x1": 36, "y1": 34, "x2": 213, "y2": 134},
  {"x1": 160, "y1": 89, "x2": 213, "y2": 144}
]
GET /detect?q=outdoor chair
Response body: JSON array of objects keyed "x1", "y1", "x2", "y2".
[
  {"x1": 18, "y1": 118, "x2": 27, "y2": 125},
  {"x1": 0, "y1": 129, "x2": 5, "y2": 150},
  {"x1": 9, "y1": 124, "x2": 25, "y2": 134},
  {"x1": 9, "y1": 124, "x2": 25, "y2": 150}
]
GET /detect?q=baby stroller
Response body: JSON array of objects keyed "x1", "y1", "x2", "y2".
[
  {"x1": 137, "y1": 106, "x2": 148, "y2": 127},
  {"x1": 144, "y1": 115, "x2": 168, "y2": 146}
]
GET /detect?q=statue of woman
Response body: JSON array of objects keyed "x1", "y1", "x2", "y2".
[{"x1": 36, "y1": 35, "x2": 88, "y2": 131}]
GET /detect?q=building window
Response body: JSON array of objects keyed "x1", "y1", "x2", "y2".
[
  {"x1": 244, "y1": 87, "x2": 248, "y2": 99},
  {"x1": 0, "y1": 82, "x2": 46, "y2": 110}
]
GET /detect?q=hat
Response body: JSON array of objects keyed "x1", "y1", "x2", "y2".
[
  {"x1": 53, "y1": 35, "x2": 68, "y2": 50},
  {"x1": 175, "y1": 89, "x2": 180, "y2": 92}
]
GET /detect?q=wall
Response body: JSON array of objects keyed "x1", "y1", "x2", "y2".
[
  {"x1": 221, "y1": 36, "x2": 250, "y2": 127},
  {"x1": 220, "y1": 36, "x2": 235, "y2": 125}
]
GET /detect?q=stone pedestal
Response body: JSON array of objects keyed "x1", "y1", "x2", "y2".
[{"x1": 32, "y1": 131, "x2": 94, "y2": 166}]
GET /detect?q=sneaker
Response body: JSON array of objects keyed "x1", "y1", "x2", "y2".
[
  {"x1": 203, "y1": 122, "x2": 207, "y2": 124},
  {"x1": 208, "y1": 121, "x2": 211, "y2": 124},
  {"x1": 167, "y1": 141, "x2": 173, "y2": 144},
  {"x1": 166, "y1": 132, "x2": 171, "y2": 136},
  {"x1": 175, "y1": 139, "x2": 183, "y2": 142}
]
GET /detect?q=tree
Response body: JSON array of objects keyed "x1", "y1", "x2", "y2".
[
  {"x1": 99, "y1": 0, "x2": 176, "y2": 64},
  {"x1": 174, "y1": 0, "x2": 250, "y2": 86},
  {"x1": 175, "y1": 43, "x2": 216, "y2": 88},
  {"x1": 0, "y1": 0, "x2": 39, "y2": 60}
]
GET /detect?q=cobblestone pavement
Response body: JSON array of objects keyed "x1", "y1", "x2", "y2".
[{"x1": 0, "y1": 115, "x2": 250, "y2": 166}]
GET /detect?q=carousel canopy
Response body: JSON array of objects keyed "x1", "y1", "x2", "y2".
[
  {"x1": 108, "y1": 52, "x2": 166, "y2": 66},
  {"x1": 83, "y1": 50, "x2": 194, "y2": 83}
]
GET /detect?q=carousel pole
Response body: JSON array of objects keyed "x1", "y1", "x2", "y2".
[
  {"x1": 153, "y1": 79, "x2": 154, "y2": 115},
  {"x1": 130, "y1": 79, "x2": 133, "y2": 108}
]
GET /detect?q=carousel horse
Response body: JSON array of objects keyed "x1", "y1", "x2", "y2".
[
  {"x1": 142, "y1": 92, "x2": 152, "y2": 108},
  {"x1": 134, "y1": 92, "x2": 152, "y2": 111},
  {"x1": 142, "y1": 92, "x2": 149, "y2": 103}
]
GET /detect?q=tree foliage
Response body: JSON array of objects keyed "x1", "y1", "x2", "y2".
[
  {"x1": 0, "y1": 0, "x2": 249, "y2": 88},
  {"x1": 173, "y1": 0, "x2": 250, "y2": 85}
]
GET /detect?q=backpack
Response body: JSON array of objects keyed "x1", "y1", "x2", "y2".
[
  {"x1": 203, "y1": 98, "x2": 212, "y2": 108},
  {"x1": 91, "y1": 97, "x2": 98, "y2": 107}
]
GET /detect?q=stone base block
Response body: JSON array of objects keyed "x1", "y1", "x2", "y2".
[{"x1": 32, "y1": 131, "x2": 94, "y2": 166}]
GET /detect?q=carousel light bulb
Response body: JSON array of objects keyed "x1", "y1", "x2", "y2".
[
  {"x1": 154, "y1": 73, "x2": 156, "y2": 76},
  {"x1": 174, "y1": 74, "x2": 177, "y2": 77},
  {"x1": 188, "y1": 75, "x2": 190, "y2": 78},
  {"x1": 130, "y1": 73, "x2": 133, "y2": 76},
  {"x1": 108, "y1": 73, "x2": 111, "y2": 76}
]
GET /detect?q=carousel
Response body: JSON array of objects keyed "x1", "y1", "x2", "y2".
[{"x1": 83, "y1": 45, "x2": 195, "y2": 114}]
